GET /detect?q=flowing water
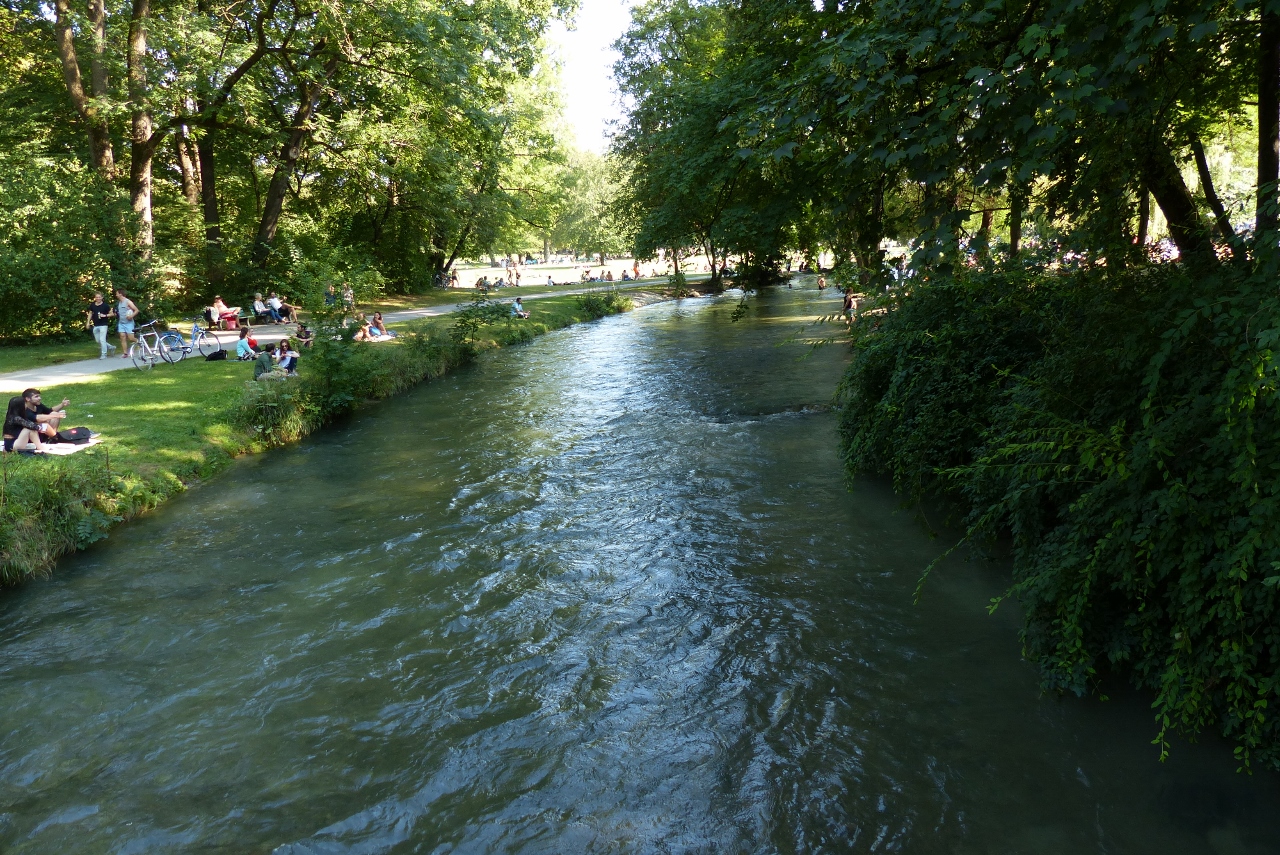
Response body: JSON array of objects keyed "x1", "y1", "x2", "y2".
[{"x1": 1, "y1": 290, "x2": 1277, "y2": 854}]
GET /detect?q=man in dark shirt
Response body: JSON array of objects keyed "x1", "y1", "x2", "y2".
[
  {"x1": 87, "y1": 291, "x2": 116, "y2": 359},
  {"x1": 4, "y1": 389, "x2": 66, "y2": 452}
]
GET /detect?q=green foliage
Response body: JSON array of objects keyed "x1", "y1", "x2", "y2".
[
  {"x1": 450, "y1": 295, "x2": 521, "y2": 346},
  {"x1": 574, "y1": 290, "x2": 634, "y2": 320},
  {"x1": 0, "y1": 150, "x2": 151, "y2": 341},
  {"x1": 840, "y1": 265, "x2": 1280, "y2": 769}
]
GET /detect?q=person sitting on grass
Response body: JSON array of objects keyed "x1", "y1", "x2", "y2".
[
  {"x1": 352, "y1": 312, "x2": 373, "y2": 342},
  {"x1": 295, "y1": 322, "x2": 315, "y2": 347},
  {"x1": 253, "y1": 293, "x2": 282, "y2": 324},
  {"x1": 275, "y1": 338, "x2": 300, "y2": 375},
  {"x1": 369, "y1": 312, "x2": 397, "y2": 339},
  {"x1": 511, "y1": 298, "x2": 529, "y2": 319},
  {"x1": 253, "y1": 349, "x2": 277, "y2": 380},
  {"x1": 3, "y1": 389, "x2": 67, "y2": 453},
  {"x1": 236, "y1": 327, "x2": 257, "y2": 360}
]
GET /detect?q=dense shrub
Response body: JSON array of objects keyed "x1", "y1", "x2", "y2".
[
  {"x1": 575, "y1": 290, "x2": 634, "y2": 320},
  {"x1": 839, "y1": 264, "x2": 1280, "y2": 769},
  {"x1": 0, "y1": 150, "x2": 155, "y2": 341}
]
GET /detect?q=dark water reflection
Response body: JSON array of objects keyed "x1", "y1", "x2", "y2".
[{"x1": 1, "y1": 290, "x2": 1277, "y2": 853}]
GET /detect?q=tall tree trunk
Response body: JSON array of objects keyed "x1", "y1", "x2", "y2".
[
  {"x1": 1143, "y1": 145, "x2": 1214, "y2": 267},
  {"x1": 52, "y1": 0, "x2": 115, "y2": 177},
  {"x1": 1190, "y1": 136, "x2": 1238, "y2": 252},
  {"x1": 88, "y1": 0, "x2": 107, "y2": 100},
  {"x1": 128, "y1": 0, "x2": 154, "y2": 255},
  {"x1": 1137, "y1": 189, "x2": 1150, "y2": 247},
  {"x1": 254, "y1": 54, "x2": 339, "y2": 264},
  {"x1": 543, "y1": 234, "x2": 550, "y2": 263},
  {"x1": 176, "y1": 125, "x2": 201, "y2": 208},
  {"x1": 1258, "y1": 9, "x2": 1280, "y2": 246},
  {"x1": 1009, "y1": 188, "x2": 1024, "y2": 256},
  {"x1": 195, "y1": 130, "x2": 224, "y2": 284}
]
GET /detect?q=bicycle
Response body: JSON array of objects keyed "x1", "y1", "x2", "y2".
[
  {"x1": 129, "y1": 321, "x2": 179, "y2": 370},
  {"x1": 158, "y1": 318, "x2": 220, "y2": 362}
]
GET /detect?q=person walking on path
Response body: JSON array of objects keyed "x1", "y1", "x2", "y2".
[
  {"x1": 86, "y1": 292, "x2": 116, "y2": 359},
  {"x1": 115, "y1": 289, "x2": 139, "y2": 358}
]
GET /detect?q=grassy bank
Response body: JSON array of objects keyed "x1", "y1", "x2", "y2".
[{"x1": 0, "y1": 291, "x2": 633, "y2": 585}]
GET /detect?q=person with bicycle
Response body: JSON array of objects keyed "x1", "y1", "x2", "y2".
[{"x1": 115, "y1": 289, "x2": 139, "y2": 358}]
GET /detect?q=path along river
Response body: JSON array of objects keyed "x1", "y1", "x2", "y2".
[{"x1": 2, "y1": 290, "x2": 1278, "y2": 853}]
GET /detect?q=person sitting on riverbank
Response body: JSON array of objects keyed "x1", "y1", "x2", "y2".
[
  {"x1": 369, "y1": 312, "x2": 396, "y2": 339},
  {"x1": 511, "y1": 298, "x2": 529, "y2": 319},
  {"x1": 296, "y1": 322, "x2": 315, "y2": 347},
  {"x1": 3, "y1": 389, "x2": 67, "y2": 453},
  {"x1": 236, "y1": 328, "x2": 257, "y2": 360},
  {"x1": 275, "y1": 338, "x2": 300, "y2": 375},
  {"x1": 253, "y1": 349, "x2": 277, "y2": 380},
  {"x1": 352, "y1": 312, "x2": 373, "y2": 342}
]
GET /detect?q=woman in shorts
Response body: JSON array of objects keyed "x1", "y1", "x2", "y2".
[{"x1": 115, "y1": 289, "x2": 139, "y2": 358}]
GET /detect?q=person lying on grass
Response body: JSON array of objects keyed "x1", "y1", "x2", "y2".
[{"x1": 3, "y1": 389, "x2": 67, "y2": 453}]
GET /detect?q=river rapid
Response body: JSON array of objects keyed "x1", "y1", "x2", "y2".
[{"x1": 1, "y1": 289, "x2": 1277, "y2": 853}]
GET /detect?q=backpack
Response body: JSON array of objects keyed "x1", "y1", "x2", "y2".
[
  {"x1": 205, "y1": 348, "x2": 227, "y2": 361},
  {"x1": 56, "y1": 426, "x2": 93, "y2": 444}
]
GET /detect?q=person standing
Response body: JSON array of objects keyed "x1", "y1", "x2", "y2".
[
  {"x1": 115, "y1": 289, "x2": 139, "y2": 358},
  {"x1": 86, "y1": 292, "x2": 116, "y2": 359}
]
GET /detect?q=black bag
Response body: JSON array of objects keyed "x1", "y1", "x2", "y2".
[
  {"x1": 56, "y1": 426, "x2": 93, "y2": 444},
  {"x1": 205, "y1": 349, "x2": 227, "y2": 361}
]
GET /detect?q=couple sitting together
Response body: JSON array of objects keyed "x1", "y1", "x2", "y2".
[
  {"x1": 352, "y1": 312, "x2": 395, "y2": 341},
  {"x1": 252, "y1": 292, "x2": 299, "y2": 324},
  {"x1": 249, "y1": 337, "x2": 301, "y2": 380},
  {"x1": 3, "y1": 389, "x2": 68, "y2": 454}
]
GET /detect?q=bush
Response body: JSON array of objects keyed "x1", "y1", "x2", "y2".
[
  {"x1": 575, "y1": 291, "x2": 634, "y2": 320},
  {"x1": 839, "y1": 264, "x2": 1280, "y2": 769},
  {"x1": 0, "y1": 150, "x2": 154, "y2": 341}
]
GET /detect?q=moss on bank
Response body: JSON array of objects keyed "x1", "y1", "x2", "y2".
[{"x1": 0, "y1": 291, "x2": 633, "y2": 585}]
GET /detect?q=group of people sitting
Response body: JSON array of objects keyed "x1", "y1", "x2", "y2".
[
  {"x1": 3, "y1": 388, "x2": 67, "y2": 454},
  {"x1": 235, "y1": 327, "x2": 306, "y2": 379}
]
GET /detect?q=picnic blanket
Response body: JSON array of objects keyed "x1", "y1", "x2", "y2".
[{"x1": 40, "y1": 437, "x2": 104, "y2": 456}]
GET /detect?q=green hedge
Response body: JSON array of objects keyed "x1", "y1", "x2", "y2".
[{"x1": 839, "y1": 264, "x2": 1280, "y2": 769}]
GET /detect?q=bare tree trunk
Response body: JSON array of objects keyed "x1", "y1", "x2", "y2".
[
  {"x1": 1137, "y1": 189, "x2": 1150, "y2": 247},
  {"x1": 128, "y1": 0, "x2": 155, "y2": 255},
  {"x1": 1258, "y1": 9, "x2": 1280, "y2": 246},
  {"x1": 88, "y1": 0, "x2": 108, "y2": 100},
  {"x1": 1143, "y1": 145, "x2": 1214, "y2": 266},
  {"x1": 53, "y1": 0, "x2": 115, "y2": 177},
  {"x1": 176, "y1": 126, "x2": 201, "y2": 207},
  {"x1": 543, "y1": 234, "x2": 550, "y2": 263},
  {"x1": 1009, "y1": 189, "x2": 1024, "y2": 256},
  {"x1": 1190, "y1": 136, "x2": 1238, "y2": 251},
  {"x1": 195, "y1": 131, "x2": 224, "y2": 283}
]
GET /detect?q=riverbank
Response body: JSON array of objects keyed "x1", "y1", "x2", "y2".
[{"x1": 0, "y1": 291, "x2": 644, "y2": 585}]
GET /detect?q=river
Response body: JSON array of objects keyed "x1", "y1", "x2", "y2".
[{"x1": 1, "y1": 290, "x2": 1277, "y2": 853}]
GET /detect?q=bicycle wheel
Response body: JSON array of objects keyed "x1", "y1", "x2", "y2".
[
  {"x1": 159, "y1": 332, "x2": 185, "y2": 363},
  {"x1": 195, "y1": 331, "x2": 219, "y2": 357},
  {"x1": 129, "y1": 343, "x2": 153, "y2": 370}
]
